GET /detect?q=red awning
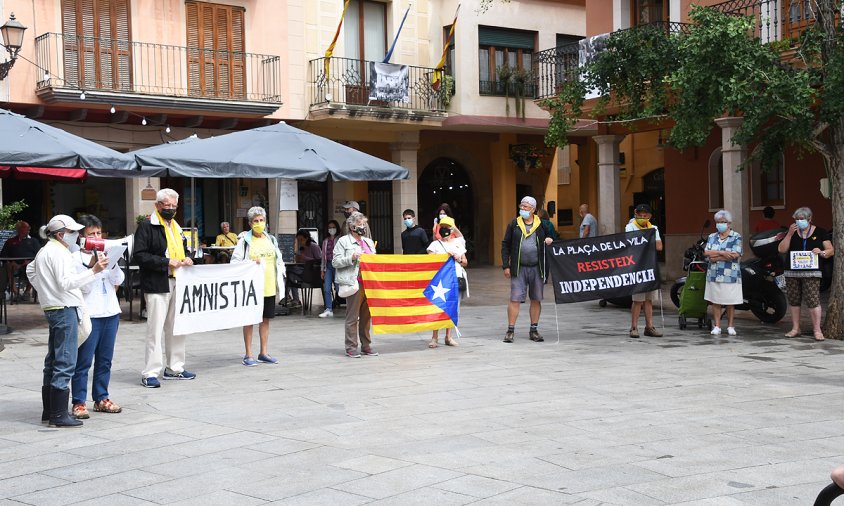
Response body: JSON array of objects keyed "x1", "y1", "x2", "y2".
[{"x1": 0, "y1": 166, "x2": 87, "y2": 182}]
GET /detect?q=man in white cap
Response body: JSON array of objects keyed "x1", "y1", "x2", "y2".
[
  {"x1": 342, "y1": 201, "x2": 361, "y2": 219},
  {"x1": 501, "y1": 196, "x2": 554, "y2": 343},
  {"x1": 27, "y1": 214, "x2": 108, "y2": 427}
]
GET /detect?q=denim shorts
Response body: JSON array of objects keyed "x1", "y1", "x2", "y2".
[{"x1": 510, "y1": 265, "x2": 544, "y2": 302}]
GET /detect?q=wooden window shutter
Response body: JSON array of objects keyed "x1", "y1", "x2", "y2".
[
  {"x1": 61, "y1": 0, "x2": 132, "y2": 91},
  {"x1": 186, "y1": 1, "x2": 246, "y2": 99}
]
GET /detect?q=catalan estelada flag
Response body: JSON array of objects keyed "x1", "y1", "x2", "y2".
[{"x1": 360, "y1": 254, "x2": 459, "y2": 334}]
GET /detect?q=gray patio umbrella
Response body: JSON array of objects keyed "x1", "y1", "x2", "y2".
[
  {"x1": 0, "y1": 108, "x2": 136, "y2": 175},
  {"x1": 130, "y1": 121, "x2": 410, "y2": 181}
]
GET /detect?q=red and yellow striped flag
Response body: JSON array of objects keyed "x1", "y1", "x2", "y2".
[
  {"x1": 432, "y1": 3, "x2": 460, "y2": 92},
  {"x1": 360, "y1": 254, "x2": 458, "y2": 334},
  {"x1": 325, "y1": 0, "x2": 351, "y2": 79}
]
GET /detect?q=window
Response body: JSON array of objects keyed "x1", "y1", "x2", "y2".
[
  {"x1": 751, "y1": 155, "x2": 785, "y2": 208},
  {"x1": 708, "y1": 148, "x2": 724, "y2": 211},
  {"x1": 554, "y1": 34, "x2": 582, "y2": 90},
  {"x1": 344, "y1": 0, "x2": 386, "y2": 61},
  {"x1": 444, "y1": 24, "x2": 456, "y2": 87},
  {"x1": 186, "y1": 1, "x2": 246, "y2": 99},
  {"x1": 61, "y1": 0, "x2": 132, "y2": 91},
  {"x1": 478, "y1": 26, "x2": 536, "y2": 97},
  {"x1": 633, "y1": 0, "x2": 669, "y2": 25}
]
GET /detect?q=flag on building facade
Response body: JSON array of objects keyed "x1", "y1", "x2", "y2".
[
  {"x1": 383, "y1": 3, "x2": 412, "y2": 63},
  {"x1": 360, "y1": 254, "x2": 459, "y2": 334},
  {"x1": 432, "y1": 3, "x2": 460, "y2": 92},
  {"x1": 324, "y1": 0, "x2": 351, "y2": 79}
]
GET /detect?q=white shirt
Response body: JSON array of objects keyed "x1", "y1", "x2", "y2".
[
  {"x1": 73, "y1": 251, "x2": 125, "y2": 318},
  {"x1": 625, "y1": 220, "x2": 661, "y2": 241},
  {"x1": 427, "y1": 237, "x2": 468, "y2": 279},
  {"x1": 26, "y1": 239, "x2": 95, "y2": 309}
]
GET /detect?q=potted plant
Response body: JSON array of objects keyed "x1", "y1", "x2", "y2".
[
  {"x1": 440, "y1": 74, "x2": 455, "y2": 108},
  {"x1": 496, "y1": 65, "x2": 513, "y2": 116},
  {"x1": 512, "y1": 67, "x2": 531, "y2": 119}
]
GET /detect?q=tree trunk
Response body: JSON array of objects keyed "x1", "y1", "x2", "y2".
[{"x1": 823, "y1": 122, "x2": 844, "y2": 339}]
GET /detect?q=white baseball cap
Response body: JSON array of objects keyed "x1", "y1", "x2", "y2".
[{"x1": 46, "y1": 214, "x2": 84, "y2": 233}]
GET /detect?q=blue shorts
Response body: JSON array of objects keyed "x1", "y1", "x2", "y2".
[{"x1": 510, "y1": 265, "x2": 544, "y2": 302}]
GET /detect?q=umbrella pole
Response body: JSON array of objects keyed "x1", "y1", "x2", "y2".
[{"x1": 191, "y1": 177, "x2": 196, "y2": 253}]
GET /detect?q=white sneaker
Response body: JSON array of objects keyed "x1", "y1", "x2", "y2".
[
  {"x1": 318, "y1": 309, "x2": 333, "y2": 318},
  {"x1": 710, "y1": 326, "x2": 721, "y2": 335},
  {"x1": 727, "y1": 327, "x2": 736, "y2": 336}
]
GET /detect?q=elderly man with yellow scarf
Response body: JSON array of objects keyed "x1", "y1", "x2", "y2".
[
  {"x1": 501, "y1": 196, "x2": 554, "y2": 343},
  {"x1": 133, "y1": 188, "x2": 196, "y2": 389}
]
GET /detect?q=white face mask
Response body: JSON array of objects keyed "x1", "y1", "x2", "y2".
[
  {"x1": 328, "y1": 228, "x2": 337, "y2": 236},
  {"x1": 62, "y1": 231, "x2": 80, "y2": 252}
]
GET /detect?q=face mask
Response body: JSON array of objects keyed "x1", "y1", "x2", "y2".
[
  {"x1": 715, "y1": 223, "x2": 729, "y2": 233},
  {"x1": 519, "y1": 209, "x2": 531, "y2": 219},
  {"x1": 159, "y1": 208, "x2": 177, "y2": 221},
  {"x1": 439, "y1": 213, "x2": 447, "y2": 220},
  {"x1": 251, "y1": 222, "x2": 266, "y2": 235},
  {"x1": 328, "y1": 228, "x2": 337, "y2": 236},
  {"x1": 440, "y1": 227, "x2": 452, "y2": 238},
  {"x1": 404, "y1": 219, "x2": 414, "y2": 228},
  {"x1": 343, "y1": 211, "x2": 352, "y2": 219},
  {"x1": 354, "y1": 226, "x2": 367, "y2": 235},
  {"x1": 635, "y1": 217, "x2": 650, "y2": 227},
  {"x1": 796, "y1": 219, "x2": 809, "y2": 230},
  {"x1": 63, "y1": 231, "x2": 80, "y2": 252}
]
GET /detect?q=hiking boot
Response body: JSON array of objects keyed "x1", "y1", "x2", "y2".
[
  {"x1": 529, "y1": 330, "x2": 544, "y2": 342},
  {"x1": 503, "y1": 331, "x2": 514, "y2": 343},
  {"x1": 644, "y1": 327, "x2": 663, "y2": 337},
  {"x1": 72, "y1": 403, "x2": 89, "y2": 419}
]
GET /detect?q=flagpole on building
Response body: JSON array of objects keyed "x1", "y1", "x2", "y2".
[{"x1": 432, "y1": 3, "x2": 460, "y2": 93}]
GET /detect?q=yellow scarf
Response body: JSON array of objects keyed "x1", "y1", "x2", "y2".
[
  {"x1": 517, "y1": 215, "x2": 540, "y2": 238},
  {"x1": 156, "y1": 210, "x2": 185, "y2": 270}
]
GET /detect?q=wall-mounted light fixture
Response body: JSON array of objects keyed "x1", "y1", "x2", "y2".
[{"x1": 0, "y1": 13, "x2": 27, "y2": 81}]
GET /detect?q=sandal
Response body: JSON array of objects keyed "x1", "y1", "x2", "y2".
[
  {"x1": 428, "y1": 339, "x2": 438, "y2": 348},
  {"x1": 784, "y1": 329, "x2": 800, "y2": 338},
  {"x1": 445, "y1": 336, "x2": 458, "y2": 347},
  {"x1": 814, "y1": 331, "x2": 825, "y2": 341},
  {"x1": 93, "y1": 399, "x2": 122, "y2": 413}
]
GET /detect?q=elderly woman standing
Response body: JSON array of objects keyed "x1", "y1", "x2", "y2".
[
  {"x1": 231, "y1": 206, "x2": 286, "y2": 365},
  {"x1": 703, "y1": 210, "x2": 743, "y2": 336},
  {"x1": 333, "y1": 212, "x2": 378, "y2": 358},
  {"x1": 777, "y1": 206, "x2": 834, "y2": 340}
]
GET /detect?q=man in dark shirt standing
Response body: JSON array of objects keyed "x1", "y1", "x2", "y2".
[
  {"x1": 2, "y1": 220, "x2": 42, "y2": 301},
  {"x1": 401, "y1": 209, "x2": 429, "y2": 254}
]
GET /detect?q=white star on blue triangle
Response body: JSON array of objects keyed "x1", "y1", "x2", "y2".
[{"x1": 423, "y1": 257, "x2": 459, "y2": 325}]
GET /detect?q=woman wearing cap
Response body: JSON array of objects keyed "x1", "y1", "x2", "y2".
[
  {"x1": 70, "y1": 215, "x2": 125, "y2": 419},
  {"x1": 703, "y1": 210, "x2": 743, "y2": 336},
  {"x1": 426, "y1": 216, "x2": 468, "y2": 347},
  {"x1": 26, "y1": 214, "x2": 108, "y2": 427},
  {"x1": 624, "y1": 204, "x2": 663, "y2": 338}
]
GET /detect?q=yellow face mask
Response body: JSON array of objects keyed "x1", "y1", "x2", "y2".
[
  {"x1": 635, "y1": 217, "x2": 650, "y2": 227},
  {"x1": 251, "y1": 222, "x2": 266, "y2": 235}
]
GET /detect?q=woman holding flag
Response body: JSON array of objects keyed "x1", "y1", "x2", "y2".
[
  {"x1": 333, "y1": 212, "x2": 378, "y2": 358},
  {"x1": 426, "y1": 216, "x2": 467, "y2": 348}
]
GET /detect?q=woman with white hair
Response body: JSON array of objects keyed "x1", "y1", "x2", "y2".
[
  {"x1": 703, "y1": 209, "x2": 743, "y2": 336},
  {"x1": 333, "y1": 212, "x2": 378, "y2": 358},
  {"x1": 231, "y1": 206, "x2": 286, "y2": 365},
  {"x1": 777, "y1": 206, "x2": 834, "y2": 340}
]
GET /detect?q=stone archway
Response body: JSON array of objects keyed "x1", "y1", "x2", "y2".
[{"x1": 418, "y1": 158, "x2": 475, "y2": 257}]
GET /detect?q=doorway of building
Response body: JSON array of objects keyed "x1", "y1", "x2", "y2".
[
  {"x1": 368, "y1": 181, "x2": 394, "y2": 253},
  {"x1": 418, "y1": 158, "x2": 474, "y2": 257},
  {"x1": 633, "y1": 167, "x2": 665, "y2": 261}
]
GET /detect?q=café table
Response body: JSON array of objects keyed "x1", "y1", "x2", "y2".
[{"x1": 205, "y1": 245, "x2": 235, "y2": 264}]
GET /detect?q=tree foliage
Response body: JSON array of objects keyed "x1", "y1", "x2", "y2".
[{"x1": 543, "y1": 1, "x2": 844, "y2": 337}]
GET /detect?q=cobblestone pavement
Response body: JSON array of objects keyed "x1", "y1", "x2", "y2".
[{"x1": 1, "y1": 266, "x2": 842, "y2": 505}]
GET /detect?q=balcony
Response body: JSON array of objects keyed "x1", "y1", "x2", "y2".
[
  {"x1": 533, "y1": 21, "x2": 691, "y2": 101},
  {"x1": 34, "y1": 33, "x2": 282, "y2": 116},
  {"x1": 479, "y1": 80, "x2": 536, "y2": 98},
  {"x1": 308, "y1": 56, "x2": 446, "y2": 122},
  {"x1": 711, "y1": 0, "x2": 817, "y2": 43}
]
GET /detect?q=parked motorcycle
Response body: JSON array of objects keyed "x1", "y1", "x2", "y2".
[{"x1": 670, "y1": 222, "x2": 788, "y2": 324}]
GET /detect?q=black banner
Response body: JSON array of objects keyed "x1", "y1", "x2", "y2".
[{"x1": 548, "y1": 229, "x2": 660, "y2": 303}]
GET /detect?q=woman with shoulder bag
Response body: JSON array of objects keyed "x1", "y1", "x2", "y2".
[
  {"x1": 231, "y1": 206, "x2": 286, "y2": 366},
  {"x1": 332, "y1": 212, "x2": 378, "y2": 358},
  {"x1": 426, "y1": 216, "x2": 468, "y2": 348}
]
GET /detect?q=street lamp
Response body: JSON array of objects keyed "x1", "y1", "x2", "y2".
[{"x1": 0, "y1": 13, "x2": 27, "y2": 81}]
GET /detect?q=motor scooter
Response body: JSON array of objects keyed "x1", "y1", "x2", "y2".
[{"x1": 670, "y1": 222, "x2": 788, "y2": 324}]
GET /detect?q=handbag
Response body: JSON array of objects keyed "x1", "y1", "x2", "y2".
[
  {"x1": 77, "y1": 306, "x2": 92, "y2": 347},
  {"x1": 458, "y1": 276, "x2": 467, "y2": 292},
  {"x1": 338, "y1": 279, "x2": 359, "y2": 298}
]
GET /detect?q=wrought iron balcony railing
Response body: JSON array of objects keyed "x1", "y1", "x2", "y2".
[
  {"x1": 711, "y1": 0, "x2": 819, "y2": 43},
  {"x1": 479, "y1": 79, "x2": 536, "y2": 98},
  {"x1": 309, "y1": 56, "x2": 445, "y2": 113},
  {"x1": 35, "y1": 32, "x2": 282, "y2": 104},
  {"x1": 533, "y1": 21, "x2": 692, "y2": 100}
]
